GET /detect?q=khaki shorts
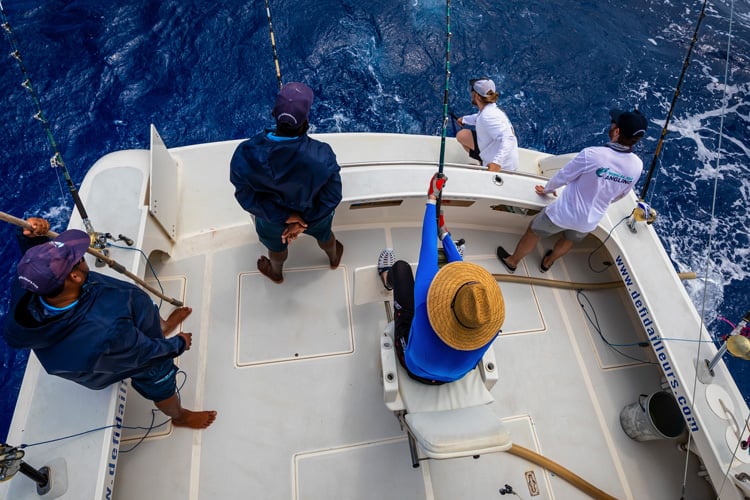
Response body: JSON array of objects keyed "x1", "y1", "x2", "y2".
[{"x1": 530, "y1": 208, "x2": 588, "y2": 243}]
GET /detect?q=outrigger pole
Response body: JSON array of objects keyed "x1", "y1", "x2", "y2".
[
  {"x1": 435, "y1": 0, "x2": 452, "y2": 224},
  {"x1": 640, "y1": 0, "x2": 708, "y2": 201},
  {"x1": 0, "y1": 211, "x2": 184, "y2": 307},
  {"x1": 264, "y1": 0, "x2": 284, "y2": 90}
]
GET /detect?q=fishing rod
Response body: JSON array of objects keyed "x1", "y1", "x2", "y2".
[
  {"x1": 264, "y1": 0, "x2": 283, "y2": 89},
  {"x1": 0, "y1": 6, "x2": 184, "y2": 307},
  {"x1": 0, "y1": 211, "x2": 183, "y2": 307},
  {"x1": 0, "y1": 3, "x2": 96, "y2": 238},
  {"x1": 640, "y1": 0, "x2": 708, "y2": 200},
  {"x1": 435, "y1": 0, "x2": 452, "y2": 225}
]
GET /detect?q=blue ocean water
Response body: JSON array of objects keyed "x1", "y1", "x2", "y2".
[{"x1": 0, "y1": 1, "x2": 748, "y2": 441}]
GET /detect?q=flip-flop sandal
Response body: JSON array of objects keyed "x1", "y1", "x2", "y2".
[
  {"x1": 540, "y1": 250, "x2": 553, "y2": 273},
  {"x1": 496, "y1": 246, "x2": 517, "y2": 274},
  {"x1": 377, "y1": 248, "x2": 395, "y2": 290}
]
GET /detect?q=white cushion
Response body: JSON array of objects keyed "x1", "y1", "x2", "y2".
[
  {"x1": 397, "y1": 362, "x2": 494, "y2": 413},
  {"x1": 405, "y1": 405, "x2": 512, "y2": 458}
]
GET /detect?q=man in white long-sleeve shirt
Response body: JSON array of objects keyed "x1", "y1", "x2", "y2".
[
  {"x1": 456, "y1": 77, "x2": 519, "y2": 172},
  {"x1": 497, "y1": 108, "x2": 648, "y2": 273}
]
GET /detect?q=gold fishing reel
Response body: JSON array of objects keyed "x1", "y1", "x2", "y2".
[{"x1": 627, "y1": 201, "x2": 657, "y2": 233}]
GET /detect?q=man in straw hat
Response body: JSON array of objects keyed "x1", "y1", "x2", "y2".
[
  {"x1": 3, "y1": 217, "x2": 216, "y2": 429},
  {"x1": 377, "y1": 175, "x2": 505, "y2": 384}
]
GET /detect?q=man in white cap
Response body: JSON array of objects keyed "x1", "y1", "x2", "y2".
[
  {"x1": 456, "y1": 77, "x2": 519, "y2": 172},
  {"x1": 230, "y1": 82, "x2": 344, "y2": 283},
  {"x1": 497, "y1": 108, "x2": 648, "y2": 274}
]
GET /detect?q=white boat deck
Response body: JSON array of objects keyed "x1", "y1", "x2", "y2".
[
  {"x1": 111, "y1": 220, "x2": 713, "y2": 499},
  {"x1": 3, "y1": 132, "x2": 747, "y2": 500}
]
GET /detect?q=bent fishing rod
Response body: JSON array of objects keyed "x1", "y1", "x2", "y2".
[
  {"x1": 0, "y1": 7, "x2": 180, "y2": 304},
  {"x1": 435, "y1": 0, "x2": 452, "y2": 225},
  {"x1": 0, "y1": 211, "x2": 183, "y2": 307},
  {"x1": 264, "y1": 0, "x2": 283, "y2": 89},
  {"x1": 0, "y1": 3, "x2": 97, "y2": 238},
  {"x1": 640, "y1": 0, "x2": 708, "y2": 201}
]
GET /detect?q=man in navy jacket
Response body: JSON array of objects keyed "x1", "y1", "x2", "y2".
[
  {"x1": 230, "y1": 82, "x2": 343, "y2": 283},
  {"x1": 4, "y1": 218, "x2": 216, "y2": 429}
]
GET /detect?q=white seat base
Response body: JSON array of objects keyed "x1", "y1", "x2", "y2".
[{"x1": 379, "y1": 322, "x2": 511, "y2": 462}]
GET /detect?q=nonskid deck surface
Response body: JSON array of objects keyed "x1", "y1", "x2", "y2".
[{"x1": 115, "y1": 223, "x2": 713, "y2": 500}]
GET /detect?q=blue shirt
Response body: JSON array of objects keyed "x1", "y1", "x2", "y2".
[{"x1": 404, "y1": 201, "x2": 497, "y2": 382}]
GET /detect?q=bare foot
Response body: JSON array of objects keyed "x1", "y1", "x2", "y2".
[
  {"x1": 161, "y1": 306, "x2": 193, "y2": 335},
  {"x1": 257, "y1": 256, "x2": 283, "y2": 283},
  {"x1": 329, "y1": 240, "x2": 344, "y2": 269},
  {"x1": 172, "y1": 409, "x2": 217, "y2": 429}
]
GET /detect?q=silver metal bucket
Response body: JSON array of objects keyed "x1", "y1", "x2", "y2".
[{"x1": 620, "y1": 391, "x2": 685, "y2": 441}]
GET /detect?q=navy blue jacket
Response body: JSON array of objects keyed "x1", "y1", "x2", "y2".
[
  {"x1": 4, "y1": 234, "x2": 185, "y2": 390},
  {"x1": 230, "y1": 132, "x2": 342, "y2": 225}
]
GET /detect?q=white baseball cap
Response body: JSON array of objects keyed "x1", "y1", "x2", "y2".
[{"x1": 470, "y1": 77, "x2": 496, "y2": 98}]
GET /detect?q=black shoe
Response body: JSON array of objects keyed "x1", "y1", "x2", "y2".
[{"x1": 496, "y1": 246, "x2": 517, "y2": 273}]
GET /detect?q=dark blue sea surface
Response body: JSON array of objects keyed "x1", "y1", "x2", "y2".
[{"x1": 1, "y1": 1, "x2": 749, "y2": 441}]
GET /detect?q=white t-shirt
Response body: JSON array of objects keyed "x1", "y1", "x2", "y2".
[
  {"x1": 462, "y1": 105, "x2": 519, "y2": 171},
  {"x1": 543, "y1": 145, "x2": 643, "y2": 233}
]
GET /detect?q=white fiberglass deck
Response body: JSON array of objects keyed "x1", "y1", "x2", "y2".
[
  {"x1": 4, "y1": 133, "x2": 743, "y2": 500},
  {"x1": 111, "y1": 220, "x2": 711, "y2": 500}
]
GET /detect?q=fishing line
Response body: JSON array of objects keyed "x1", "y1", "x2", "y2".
[
  {"x1": 108, "y1": 242, "x2": 166, "y2": 308},
  {"x1": 0, "y1": 3, "x2": 96, "y2": 236},
  {"x1": 434, "y1": 0, "x2": 452, "y2": 226},
  {"x1": 586, "y1": 215, "x2": 629, "y2": 273},
  {"x1": 576, "y1": 290, "x2": 654, "y2": 364},
  {"x1": 703, "y1": 0, "x2": 745, "y2": 495},
  {"x1": 264, "y1": 0, "x2": 283, "y2": 89},
  {"x1": 118, "y1": 371, "x2": 187, "y2": 454},
  {"x1": 17, "y1": 371, "x2": 187, "y2": 453}
]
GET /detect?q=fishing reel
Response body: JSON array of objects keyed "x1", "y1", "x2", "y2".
[
  {"x1": 699, "y1": 310, "x2": 750, "y2": 382},
  {"x1": 0, "y1": 443, "x2": 24, "y2": 482},
  {"x1": 626, "y1": 201, "x2": 657, "y2": 233},
  {"x1": 0, "y1": 443, "x2": 66, "y2": 496},
  {"x1": 91, "y1": 232, "x2": 135, "y2": 268}
]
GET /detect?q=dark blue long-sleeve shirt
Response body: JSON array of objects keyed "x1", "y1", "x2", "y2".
[{"x1": 230, "y1": 131, "x2": 342, "y2": 225}]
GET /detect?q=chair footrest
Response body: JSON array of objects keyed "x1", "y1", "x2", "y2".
[{"x1": 405, "y1": 405, "x2": 512, "y2": 458}]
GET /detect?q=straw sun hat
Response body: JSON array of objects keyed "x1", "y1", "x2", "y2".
[{"x1": 426, "y1": 261, "x2": 505, "y2": 351}]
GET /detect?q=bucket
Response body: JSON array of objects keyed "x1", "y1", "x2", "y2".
[{"x1": 619, "y1": 391, "x2": 686, "y2": 441}]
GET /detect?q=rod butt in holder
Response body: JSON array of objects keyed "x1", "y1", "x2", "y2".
[{"x1": 627, "y1": 201, "x2": 657, "y2": 233}]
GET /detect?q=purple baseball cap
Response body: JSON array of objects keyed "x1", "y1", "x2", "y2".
[
  {"x1": 272, "y1": 82, "x2": 314, "y2": 127},
  {"x1": 17, "y1": 229, "x2": 91, "y2": 295},
  {"x1": 610, "y1": 108, "x2": 648, "y2": 139}
]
